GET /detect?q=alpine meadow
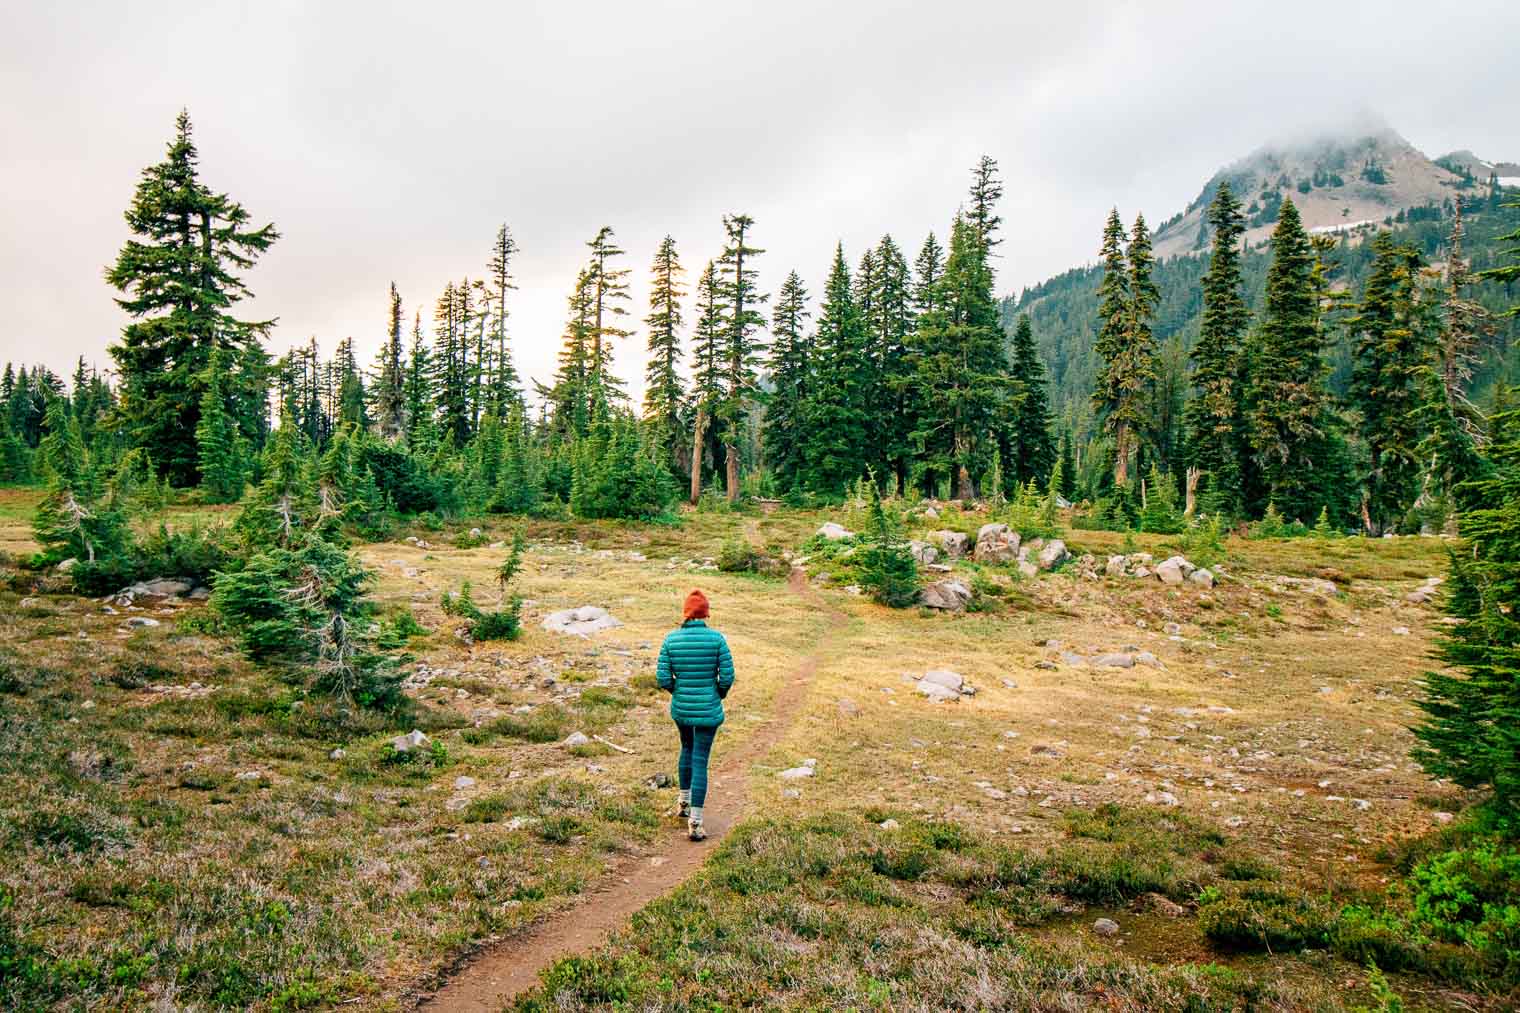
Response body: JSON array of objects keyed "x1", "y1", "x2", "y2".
[{"x1": 4, "y1": 4, "x2": 1520, "y2": 1012}]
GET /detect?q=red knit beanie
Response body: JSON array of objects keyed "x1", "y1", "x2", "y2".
[{"x1": 683, "y1": 589, "x2": 710, "y2": 621}]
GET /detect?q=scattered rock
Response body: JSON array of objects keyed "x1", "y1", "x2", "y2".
[
  {"x1": 1105, "y1": 554, "x2": 1127, "y2": 577},
  {"x1": 1035, "y1": 539, "x2": 1070, "y2": 570},
  {"x1": 1392, "y1": 626, "x2": 1410, "y2": 636},
  {"x1": 541, "y1": 606, "x2": 624, "y2": 637},
  {"x1": 918, "y1": 579, "x2": 973, "y2": 612},
  {"x1": 392, "y1": 730, "x2": 430, "y2": 753},
  {"x1": 817, "y1": 522, "x2": 854, "y2": 541},
  {"x1": 1093, "y1": 917, "x2": 1120, "y2": 938},
  {"x1": 563, "y1": 731, "x2": 592, "y2": 748},
  {"x1": 778, "y1": 764, "x2": 815, "y2": 779},
  {"x1": 974, "y1": 523, "x2": 1020, "y2": 564},
  {"x1": 1155, "y1": 556, "x2": 1194, "y2": 586},
  {"x1": 930, "y1": 530, "x2": 970, "y2": 560},
  {"x1": 1092, "y1": 653, "x2": 1135, "y2": 669},
  {"x1": 1433, "y1": 811, "x2": 1454, "y2": 825},
  {"x1": 1163, "y1": 623, "x2": 1182, "y2": 636},
  {"x1": 879, "y1": 818, "x2": 901, "y2": 831},
  {"x1": 1143, "y1": 893, "x2": 1187, "y2": 918},
  {"x1": 124, "y1": 617, "x2": 160, "y2": 628},
  {"x1": 1059, "y1": 651, "x2": 1087, "y2": 667},
  {"x1": 1134, "y1": 651, "x2": 1162, "y2": 668},
  {"x1": 235, "y1": 770, "x2": 262, "y2": 782},
  {"x1": 907, "y1": 540, "x2": 939, "y2": 565},
  {"x1": 647, "y1": 771, "x2": 673, "y2": 789},
  {"x1": 781, "y1": 788, "x2": 801, "y2": 798},
  {"x1": 837, "y1": 698, "x2": 861, "y2": 718},
  {"x1": 329, "y1": 748, "x2": 346, "y2": 760},
  {"x1": 1017, "y1": 560, "x2": 1038, "y2": 579},
  {"x1": 453, "y1": 776, "x2": 476, "y2": 790},
  {"x1": 916, "y1": 678, "x2": 961, "y2": 703},
  {"x1": 920, "y1": 670, "x2": 965, "y2": 693},
  {"x1": 56, "y1": 558, "x2": 78, "y2": 573},
  {"x1": 1189, "y1": 568, "x2": 1215, "y2": 588}
]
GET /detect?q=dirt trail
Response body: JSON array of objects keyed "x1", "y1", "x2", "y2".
[{"x1": 417, "y1": 566, "x2": 835, "y2": 1012}]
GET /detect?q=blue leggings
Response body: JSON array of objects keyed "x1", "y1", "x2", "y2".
[{"x1": 677, "y1": 723, "x2": 719, "y2": 807}]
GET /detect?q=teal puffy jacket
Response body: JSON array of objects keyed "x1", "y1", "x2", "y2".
[{"x1": 657, "y1": 619, "x2": 735, "y2": 727}]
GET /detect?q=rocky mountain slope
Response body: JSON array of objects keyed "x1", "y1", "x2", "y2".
[{"x1": 1151, "y1": 122, "x2": 1514, "y2": 259}]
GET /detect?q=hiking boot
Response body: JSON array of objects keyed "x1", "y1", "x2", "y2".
[
  {"x1": 677, "y1": 800, "x2": 690, "y2": 820},
  {"x1": 688, "y1": 820, "x2": 707, "y2": 842}
]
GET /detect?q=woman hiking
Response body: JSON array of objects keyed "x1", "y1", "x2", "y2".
[{"x1": 656, "y1": 589, "x2": 735, "y2": 841}]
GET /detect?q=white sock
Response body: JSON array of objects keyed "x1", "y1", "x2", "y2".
[
  {"x1": 689, "y1": 806, "x2": 704, "y2": 825},
  {"x1": 679, "y1": 790, "x2": 691, "y2": 805}
]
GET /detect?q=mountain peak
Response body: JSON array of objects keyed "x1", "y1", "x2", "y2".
[{"x1": 1152, "y1": 120, "x2": 1493, "y2": 258}]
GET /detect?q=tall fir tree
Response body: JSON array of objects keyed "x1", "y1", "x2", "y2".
[
  {"x1": 1007, "y1": 314, "x2": 1055, "y2": 485},
  {"x1": 1478, "y1": 196, "x2": 1520, "y2": 308},
  {"x1": 907, "y1": 213, "x2": 1013, "y2": 499},
  {"x1": 403, "y1": 312, "x2": 435, "y2": 449},
  {"x1": 1348, "y1": 233, "x2": 1437, "y2": 533},
  {"x1": 864, "y1": 235, "x2": 915, "y2": 488},
  {"x1": 765, "y1": 270, "x2": 812, "y2": 493},
  {"x1": 585, "y1": 226, "x2": 632, "y2": 401},
  {"x1": 642, "y1": 235, "x2": 688, "y2": 478},
  {"x1": 196, "y1": 346, "x2": 244, "y2": 503},
  {"x1": 803, "y1": 245, "x2": 871, "y2": 494},
  {"x1": 1091, "y1": 208, "x2": 1152, "y2": 486},
  {"x1": 716, "y1": 214, "x2": 767, "y2": 501},
  {"x1": 106, "y1": 110, "x2": 278, "y2": 486},
  {"x1": 1420, "y1": 201, "x2": 1489, "y2": 508},
  {"x1": 372, "y1": 282, "x2": 407, "y2": 439},
  {"x1": 1182, "y1": 182, "x2": 1250, "y2": 515},
  {"x1": 484, "y1": 224, "x2": 522, "y2": 415},
  {"x1": 1414, "y1": 391, "x2": 1520, "y2": 826},
  {"x1": 1246, "y1": 197, "x2": 1340, "y2": 521},
  {"x1": 966, "y1": 155, "x2": 1004, "y2": 253},
  {"x1": 688, "y1": 260, "x2": 727, "y2": 502}
]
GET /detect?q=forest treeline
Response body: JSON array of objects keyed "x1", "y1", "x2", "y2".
[{"x1": 3, "y1": 111, "x2": 1519, "y2": 543}]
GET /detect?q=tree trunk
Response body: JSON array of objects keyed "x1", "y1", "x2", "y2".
[
  {"x1": 1113, "y1": 424, "x2": 1130, "y2": 486},
  {"x1": 1361, "y1": 494, "x2": 1376, "y2": 538},
  {"x1": 1184, "y1": 467, "x2": 1200, "y2": 517},
  {"x1": 725, "y1": 442, "x2": 740, "y2": 504},
  {"x1": 689, "y1": 408, "x2": 707, "y2": 505}
]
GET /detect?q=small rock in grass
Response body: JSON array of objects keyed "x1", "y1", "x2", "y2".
[
  {"x1": 778, "y1": 765, "x2": 814, "y2": 779},
  {"x1": 1391, "y1": 626, "x2": 1410, "y2": 636},
  {"x1": 816, "y1": 522, "x2": 853, "y2": 541},
  {"x1": 1144, "y1": 893, "x2": 1187, "y2": 918},
  {"x1": 1433, "y1": 811, "x2": 1454, "y2": 825},
  {"x1": 329, "y1": 748, "x2": 346, "y2": 761},
  {"x1": 392, "y1": 729, "x2": 430, "y2": 753},
  {"x1": 563, "y1": 731, "x2": 592, "y2": 748},
  {"x1": 1093, "y1": 917, "x2": 1120, "y2": 938},
  {"x1": 1092, "y1": 653, "x2": 1135, "y2": 669},
  {"x1": 125, "y1": 617, "x2": 160, "y2": 628},
  {"x1": 781, "y1": 788, "x2": 801, "y2": 799},
  {"x1": 879, "y1": 818, "x2": 900, "y2": 831},
  {"x1": 454, "y1": 776, "x2": 476, "y2": 790}
]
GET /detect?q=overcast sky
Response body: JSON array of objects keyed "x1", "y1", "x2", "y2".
[{"x1": 3, "y1": 0, "x2": 1517, "y2": 402}]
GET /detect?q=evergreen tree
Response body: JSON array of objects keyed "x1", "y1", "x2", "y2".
[
  {"x1": 764, "y1": 270, "x2": 812, "y2": 492},
  {"x1": 1348, "y1": 233, "x2": 1436, "y2": 533},
  {"x1": 1421, "y1": 202, "x2": 1489, "y2": 507},
  {"x1": 195, "y1": 346, "x2": 244, "y2": 503},
  {"x1": 716, "y1": 214, "x2": 767, "y2": 502},
  {"x1": 1182, "y1": 181, "x2": 1250, "y2": 515},
  {"x1": 642, "y1": 235, "x2": 687, "y2": 477},
  {"x1": 403, "y1": 312, "x2": 435, "y2": 449},
  {"x1": 688, "y1": 261, "x2": 726, "y2": 502},
  {"x1": 966, "y1": 155, "x2": 1004, "y2": 253},
  {"x1": 106, "y1": 110, "x2": 278, "y2": 486},
  {"x1": 858, "y1": 477, "x2": 920, "y2": 608},
  {"x1": 1414, "y1": 391, "x2": 1520, "y2": 826},
  {"x1": 913, "y1": 232, "x2": 945, "y2": 314},
  {"x1": 1058, "y1": 431, "x2": 1076, "y2": 501},
  {"x1": 803, "y1": 245, "x2": 870, "y2": 494},
  {"x1": 907, "y1": 213, "x2": 1013, "y2": 499},
  {"x1": 1091, "y1": 208, "x2": 1152, "y2": 486},
  {"x1": 585, "y1": 226, "x2": 632, "y2": 399},
  {"x1": 1246, "y1": 198, "x2": 1340, "y2": 521},
  {"x1": 546, "y1": 268, "x2": 596, "y2": 438},
  {"x1": 1478, "y1": 196, "x2": 1520, "y2": 308},
  {"x1": 864, "y1": 235, "x2": 915, "y2": 488},
  {"x1": 372, "y1": 282, "x2": 407, "y2": 439},
  {"x1": 0, "y1": 415, "x2": 29, "y2": 484},
  {"x1": 32, "y1": 398, "x2": 129, "y2": 566},
  {"x1": 1007, "y1": 314, "x2": 1055, "y2": 485},
  {"x1": 484, "y1": 224, "x2": 522, "y2": 415}
]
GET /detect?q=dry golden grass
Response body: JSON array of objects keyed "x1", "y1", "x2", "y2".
[{"x1": 0, "y1": 493, "x2": 1476, "y2": 1010}]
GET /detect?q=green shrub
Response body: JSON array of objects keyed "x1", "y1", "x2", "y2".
[
  {"x1": 716, "y1": 537, "x2": 760, "y2": 573},
  {"x1": 1197, "y1": 882, "x2": 1331, "y2": 952}
]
